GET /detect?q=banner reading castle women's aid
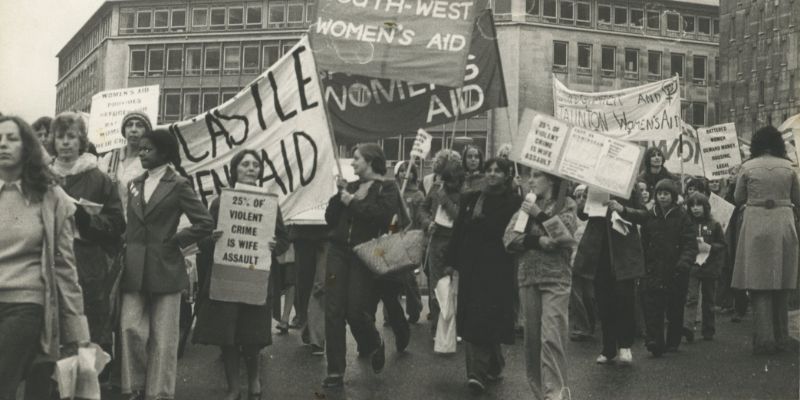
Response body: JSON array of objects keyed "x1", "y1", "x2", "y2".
[
  {"x1": 310, "y1": 0, "x2": 480, "y2": 87},
  {"x1": 511, "y1": 109, "x2": 643, "y2": 198},
  {"x1": 697, "y1": 123, "x2": 742, "y2": 180},
  {"x1": 88, "y1": 85, "x2": 159, "y2": 153},
  {"x1": 211, "y1": 186, "x2": 278, "y2": 305},
  {"x1": 164, "y1": 37, "x2": 336, "y2": 221},
  {"x1": 553, "y1": 76, "x2": 681, "y2": 141}
]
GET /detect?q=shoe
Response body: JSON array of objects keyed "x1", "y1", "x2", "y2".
[
  {"x1": 289, "y1": 316, "x2": 302, "y2": 329},
  {"x1": 467, "y1": 377, "x2": 485, "y2": 393},
  {"x1": 596, "y1": 354, "x2": 615, "y2": 364},
  {"x1": 407, "y1": 313, "x2": 420, "y2": 324},
  {"x1": 311, "y1": 344, "x2": 325, "y2": 356},
  {"x1": 617, "y1": 348, "x2": 633, "y2": 365},
  {"x1": 371, "y1": 340, "x2": 385, "y2": 373},
  {"x1": 301, "y1": 328, "x2": 311, "y2": 345},
  {"x1": 396, "y1": 327, "x2": 410, "y2": 353},
  {"x1": 646, "y1": 341, "x2": 663, "y2": 357},
  {"x1": 682, "y1": 327, "x2": 695, "y2": 344},
  {"x1": 276, "y1": 322, "x2": 289, "y2": 334},
  {"x1": 322, "y1": 375, "x2": 344, "y2": 388}
]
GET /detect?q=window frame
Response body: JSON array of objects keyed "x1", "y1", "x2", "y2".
[
  {"x1": 246, "y1": 5, "x2": 263, "y2": 28},
  {"x1": 242, "y1": 45, "x2": 260, "y2": 74},
  {"x1": 269, "y1": 1, "x2": 288, "y2": 27},
  {"x1": 601, "y1": 46, "x2": 615, "y2": 73},
  {"x1": 136, "y1": 10, "x2": 153, "y2": 32},
  {"x1": 693, "y1": 55, "x2": 707, "y2": 85},
  {"x1": 526, "y1": 0, "x2": 540, "y2": 16},
  {"x1": 203, "y1": 92, "x2": 220, "y2": 112},
  {"x1": 624, "y1": 48, "x2": 639, "y2": 73},
  {"x1": 560, "y1": 0, "x2": 574, "y2": 22},
  {"x1": 577, "y1": 43, "x2": 592, "y2": 70},
  {"x1": 228, "y1": 6, "x2": 245, "y2": 29},
  {"x1": 171, "y1": 9, "x2": 187, "y2": 31},
  {"x1": 630, "y1": 8, "x2": 643, "y2": 28},
  {"x1": 120, "y1": 10, "x2": 136, "y2": 34},
  {"x1": 183, "y1": 92, "x2": 201, "y2": 118},
  {"x1": 691, "y1": 102, "x2": 706, "y2": 126},
  {"x1": 552, "y1": 40, "x2": 568, "y2": 69},
  {"x1": 666, "y1": 12, "x2": 680, "y2": 32},
  {"x1": 597, "y1": 4, "x2": 611, "y2": 24},
  {"x1": 683, "y1": 15, "x2": 695, "y2": 33},
  {"x1": 646, "y1": 10, "x2": 660, "y2": 29},
  {"x1": 164, "y1": 92, "x2": 181, "y2": 119},
  {"x1": 576, "y1": 1, "x2": 590, "y2": 24},
  {"x1": 154, "y1": 9, "x2": 170, "y2": 32},
  {"x1": 210, "y1": 7, "x2": 227, "y2": 30},
  {"x1": 148, "y1": 48, "x2": 165, "y2": 76},
  {"x1": 204, "y1": 46, "x2": 221, "y2": 75},
  {"x1": 223, "y1": 46, "x2": 241, "y2": 74},
  {"x1": 613, "y1": 6, "x2": 628, "y2": 26},
  {"x1": 263, "y1": 44, "x2": 280, "y2": 69},
  {"x1": 670, "y1": 53, "x2": 685, "y2": 77},
  {"x1": 185, "y1": 47, "x2": 202, "y2": 76},
  {"x1": 698, "y1": 17, "x2": 711, "y2": 35},
  {"x1": 166, "y1": 48, "x2": 183, "y2": 76},
  {"x1": 130, "y1": 49, "x2": 146, "y2": 76},
  {"x1": 648, "y1": 51, "x2": 662, "y2": 78},
  {"x1": 192, "y1": 7, "x2": 208, "y2": 29},
  {"x1": 287, "y1": 0, "x2": 306, "y2": 25}
]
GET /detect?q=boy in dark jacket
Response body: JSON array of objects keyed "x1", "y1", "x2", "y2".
[
  {"x1": 681, "y1": 192, "x2": 726, "y2": 342},
  {"x1": 608, "y1": 179, "x2": 698, "y2": 356}
]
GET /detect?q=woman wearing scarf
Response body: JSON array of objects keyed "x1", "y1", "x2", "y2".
[{"x1": 447, "y1": 157, "x2": 521, "y2": 393}]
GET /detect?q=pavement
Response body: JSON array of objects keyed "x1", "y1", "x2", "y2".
[{"x1": 104, "y1": 299, "x2": 798, "y2": 400}]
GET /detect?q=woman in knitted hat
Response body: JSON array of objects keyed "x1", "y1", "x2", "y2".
[{"x1": 100, "y1": 111, "x2": 153, "y2": 213}]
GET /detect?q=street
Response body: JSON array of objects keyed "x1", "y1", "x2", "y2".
[{"x1": 104, "y1": 300, "x2": 799, "y2": 400}]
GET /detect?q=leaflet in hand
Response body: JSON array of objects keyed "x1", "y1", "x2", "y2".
[
  {"x1": 513, "y1": 193, "x2": 537, "y2": 233},
  {"x1": 610, "y1": 211, "x2": 632, "y2": 236},
  {"x1": 434, "y1": 205, "x2": 454, "y2": 228},
  {"x1": 585, "y1": 189, "x2": 609, "y2": 217},
  {"x1": 542, "y1": 216, "x2": 575, "y2": 245},
  {"x1": 696, "y1": 239, "x2": 711, "y2": 265}
]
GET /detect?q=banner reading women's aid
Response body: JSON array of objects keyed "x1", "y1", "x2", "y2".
[
  {"x1": 163, "y1": 37, "x2": 336, "y2": 221},
  {"x1": 553, "y1": 76, "x2": 681, "y2": 141},
  {"x1": 310, "y1": 0, "x2": 481, "y2": 87}
]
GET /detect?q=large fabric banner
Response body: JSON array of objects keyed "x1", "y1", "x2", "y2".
[
  {"x1": 88, "y1": 85, "x2": 159, "y2": 153},
  {"x1": 322, "y1": 9, "x2": 507, "y2": 140},
  {"x1": 510, "y1": 109, "x2": 643, "y2": 198},
  {"x1": 310, "y1": 0, "x2": 481, "y2": 87},
  {"x1": 163, "y1": 37, "x2": 336, "y2": 221},
  {"x1": 553, "y1": 76, "x2": 681, "y2": 141}
]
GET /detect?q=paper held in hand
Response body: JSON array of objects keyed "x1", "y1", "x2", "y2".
[
  {"x1": 584, "y1": 189, "x2": 610, "y2": 217},
  {"x1": 513, "y1": 193, "x2": 537, "y2": 233},
  {"x1": 696, "y1": 239, "x2": 711, "y2": 265},
  {"x1": 542, "y1": 216, "x2": 575, "y2": 245}
]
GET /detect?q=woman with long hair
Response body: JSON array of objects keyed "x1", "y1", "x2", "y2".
[
  {"x1": 461, "y1": 144, "x2": 484, "y2": 193},
  {"x1": 0, "y1": 116, "x2": 89, "y2": 399},
  {"x1": 731, "y1": 125, "x2": 800, "y2": 354},
  {"x1": 193, "y1": 149, "x2": 290, "y2": 400},
  {"x1": 119, "y1": 128, "x2": 213, "y2": 399}
]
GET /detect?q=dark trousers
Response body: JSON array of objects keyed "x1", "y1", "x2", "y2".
[
  {"x1": 568, "y1": 275, "x2": 596, "y2": 337},
  {"x1": 717, "y1": 266, "x2": 749, "y2": 316},
  {"x1": 376, "y1": 278, "x2": 410, "y2": 341},
  {"x1": 324, "y1": 244, "x2": 381, "y2": 376},
  {"x1": 464, "y1": 341, "x2": 505, "y2": 383},
  {"x1": 594, "y1": 265, "x2": 636, "y2": 359},
  {"x1": 404, "y1": 273, "x2": 422, "y2": 320},
  {"x1": 0, "y1": 303, "x2": 44, "y2": 400},
  {"x1": 294, "y1": 238, "x2": 322, "y2": 327},
  {"x1": 684, "y1": 275, "x2": 716, "y2": 338},
  {"x1": 642, "y1": 273, "x2": 690, "y2": 352}
]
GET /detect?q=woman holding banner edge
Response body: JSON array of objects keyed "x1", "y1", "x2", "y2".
[{"x1": 194, "y1": 149, "x2": 290, "y2": 400}]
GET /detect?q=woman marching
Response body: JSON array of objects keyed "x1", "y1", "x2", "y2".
[
  {"x1": 447, "y1": 157, "x2": 521, "y2": 393},
  {"x1": 119, "y1": 128, "x2": 213, "y2": 400},
  {"x1": 0, "y1": 116, "x2": 90, "y2": 399},
  {"x1": 504, "y1": 169, "x2": 577, "y2": 399},
  {"x1": 194, "y1": 150, "x2": 290, "y2": 400}
]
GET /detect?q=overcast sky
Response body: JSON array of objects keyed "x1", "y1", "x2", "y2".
[{"x1": 0, "y1": 0, "x2": 105, "y2": 122}]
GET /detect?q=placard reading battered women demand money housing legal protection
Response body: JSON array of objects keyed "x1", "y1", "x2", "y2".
[
  {"x1": 511, "y1": 109, "x2": 643, "y2": 199},
  {"x1": 697, "y1": 123, "x2": 742, "y2": 180},
  {"x1": 211, "y1": 186, "x2": 278, "y2": 305}
]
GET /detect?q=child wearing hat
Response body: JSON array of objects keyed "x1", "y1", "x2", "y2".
[{"x1": 608, "y1": 178, "x2": 698, "y2": 356}]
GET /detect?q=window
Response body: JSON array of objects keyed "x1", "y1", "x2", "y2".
[
  {"x1": 148, "y1": 49, "x2": 164, "y2": 75},
  {"x1": 288, "y1": 1, "x2": 305, "y2": 24},
  {"x1": 164, "y1": 93, "x2": 181, "y2": 118},
  {"x1": 306, "y1": 1, "x2": 316, "y2": 23},
  {"x1": 205, "y1": 47, "x2": 221, "y2": 74},
  {"x1": 692, "y1": 103, "x2": 706, "y2": 125},
  {"x1": 560, "y1": 1, "x2": 574, "y2": 21},
  {"x1": 624, "y1": 49, "x2": 638, "y2": 72},
  {"x1": 577, "y1": 43, "x2": 591, "y2": 69},
  {"x1": 693, "y1": 55, "x2": 706, "y2": 84},
  {"x1": 666, "y1": 13, "x2": 679, "y2": 31},
  {"x1": 269, "y1": 2, "x2": 287, "y2": 25},
  {"x1": 184, "y1": 93, "x2": 200, "y2": 117},
  {"x1": 698, "y1": 17, "x2": 710, "y2": 34},
  {"x1": 553, "y1": 41, "x2": 568, "y2": 67},
  {"x1": 714, "y1": 56, "x2": 719, "y2": 82},
  {"x1": 382, "y1": 137, "x2": 400, "y2": 161},
  {"x1": 670, "y1": 53, "x2": 684, "y2": 77},
  {"x1": 647, "y1": 11, "x2": 660, "y2": 29},
  {"x1": 243, "y1": 46, "x2": 260, "y2": 73},
  {"x1": 228, "y1": 7, "x2": 244, "y2": 28},
  {"x1": 282, "y1": 40, "x2": 298, "y2": 55},
  {"x1": 598, "y1": 5, "x2": 611, "y2": 23},
  {"x1": 222, "y1": 91, "x2": 237, "y2": 102},
  {"x1": 203, "y1": 93, "x2": 219, "y2": 112},
  {"x1": 601, "y1": 46, "x2": 615, "y2": 71},
  {"x1": 495, "y1": 0, "x2": 511, "y2": 14},
  {"x1": 120, "y1": 10, "x2": 135, "y2": 34},
  {"x1": 192, "y1": 8, "x2": 208, "y2": 28},
  {"x1": 263, "y1": 44, "x2": 280, "y2": 68},
  {"x1": 246, "y1": 6, "x2": 262, "y2": 27},
  {"x1": 210, "y1": 8, "x2": 226, "y2": 29},
  {"x1": 576, "y1": 2, "x2": 589, "y2": 22},
  {"x1": 648, "y1": 51, "x2": 661, "y2": 77},
  {"x1": 683, "y1": 15, "x2": 695, "y2": 33},
  {"x1": 631, "y1": 9, "x2": 643, "y2": 28},
  {"x1": 171, "y1": 9, "x2": 186, "y2": 30},
  {"x1": 167, "y1": 48, "x2": 182, "y2": 75},
  {"x1": 713, "y1": 19, "x2": 719, "y2": 35},
  {"x1": 758, "y1": 80, "x2": 764, "y2": 104},
  {"x1": 136, "y1": 11, "x2": 152, "y2": 32},
  {"x1": 224, "y1": 46, "x2": 241, "y2": 74},
  {"x1": 614, "y1": 7, "x2": 627, "y2": 25},
  {"x1": 526, "y1": 0, "x2": 539, "y2": 15},
  {"x1": 186, "y1": 48, "x2": 202, "y2": 75},
  {"x1": 154, "y1": 10, "x2": 169, "y2": 32},
  {"x1": 543, "y1": 0, "x2": 556, "y2": 18},
  {"x1": 130, "y1": 49, "x2": 146, "y2": 76}
]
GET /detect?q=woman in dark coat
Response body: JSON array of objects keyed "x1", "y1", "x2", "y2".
[
  {"x1": 194, "y1": 150, "x2": 290, "y2": 400},
  {"x1": 637, "y1": 147, "x2": 680, "y2": 201},
  {"x1": 50, "y1": 112, "x2": 125, "y2": 350},
  {"x1": 447, "y1": 157, "x2": 521, "y2": 393}
]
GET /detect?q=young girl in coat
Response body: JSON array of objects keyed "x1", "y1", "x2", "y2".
[
  {"x1": 608, "y1": 178, "x2": 698, "y2": 357},
  {"x1": 682, "y1": 192, "x2": 726, "y2": 342}
]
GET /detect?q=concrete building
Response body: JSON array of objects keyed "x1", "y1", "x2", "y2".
[
  {"x1": 718, "y1": 0, "x2": 799, "y2": 141},
  {"x1": 56, "y1": 0, "x2": 719, "y2": 161}
]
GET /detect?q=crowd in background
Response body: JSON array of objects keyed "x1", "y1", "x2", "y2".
[{"x1": 0, "y1": 109, "x2": 798, "y2": 400}]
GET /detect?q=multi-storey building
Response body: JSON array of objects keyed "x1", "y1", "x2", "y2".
[
  {"x1": 57, "y1": 0, "x2": 719, "y2": 161},
  {"x1": 718, "y1": 0, "x2": 799, "y2": 141}
]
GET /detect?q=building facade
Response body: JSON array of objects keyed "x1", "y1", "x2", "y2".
[
  {"x1": 718, "y1": 0, "x2": 799, "y2": 141},
  {"x1": 57, "y1": 0, "x2": 719, "y2": 161}
]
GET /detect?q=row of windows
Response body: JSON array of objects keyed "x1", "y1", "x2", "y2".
[
  {"x1": 119, "y1": 1, "x2": 315, "y2": 35},
  {"x1": 728, "y1": 75, "x2": 797, "y2": 111},
  {"x1": 159, "y1": 88, "x2": 243, "y2": 121},
  {"x1": 727, "y1": 0, "x2": 797, "y2": 43},
  {"x1": 552, "y1": 41, "x2": 716, "y2": 85},
  {"x1": 129, "y1": 40, "x2": 299, "y2": 78},
  {"x1": 497, "y1": 1, "x2": 719, "y2": 40},
  {"x1": 57, "y1": 61, "x2": 98, "y2": 112},
  {"x1": 59, "y1": 15, "x2": 111, "y2": 78}
]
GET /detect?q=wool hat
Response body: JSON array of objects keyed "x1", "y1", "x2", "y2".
[
  {"x1": 120, "y1": 111, "x2": 152, "y2": 137},
  {"x1": 654, "y1": 178, "x2": 679, "y2": 201}
]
